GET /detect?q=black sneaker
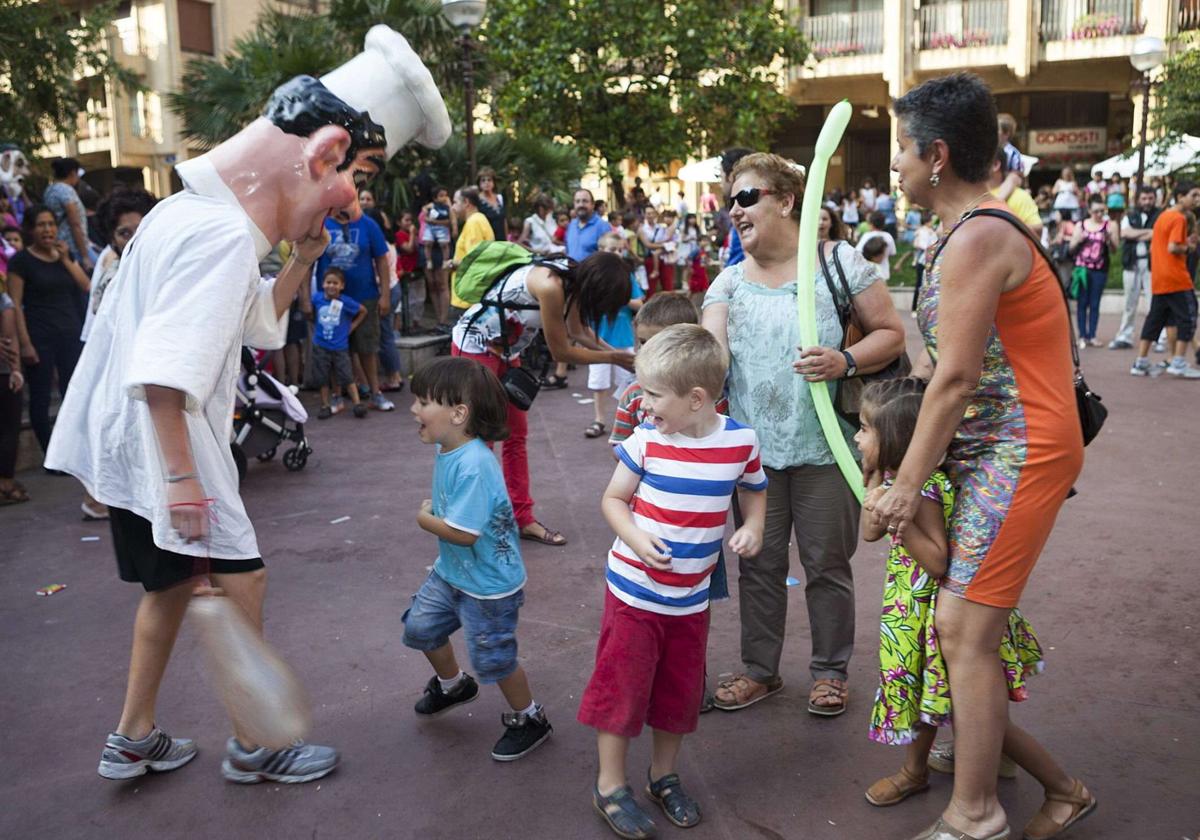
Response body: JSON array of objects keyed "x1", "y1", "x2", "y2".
[
  {"x1": 491, "y1": 705, "x2": 552, "y2": 761},
  {"x1": 414, "y1": 673, "x2": 479, "y2": 716}
]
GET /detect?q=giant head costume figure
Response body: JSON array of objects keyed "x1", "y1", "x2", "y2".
[
  {"x1": 0, "y1": 143, "x2": 31, "y2": 223},
  {"x1": 202, "y1": 25, "x2": 450, "y2": 245}
]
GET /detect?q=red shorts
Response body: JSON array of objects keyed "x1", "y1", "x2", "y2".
[{"x1": 577, "y1": 590, "x2": 709, "y2": 738}]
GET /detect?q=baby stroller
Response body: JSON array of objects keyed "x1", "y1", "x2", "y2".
[{"x1": 231, "y1": 348, "x2": 312, "y2": 480}]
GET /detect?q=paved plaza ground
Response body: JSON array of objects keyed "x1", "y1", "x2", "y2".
[{"x1": 1, "y1": 313, "x2": 1197, "y2": 839}]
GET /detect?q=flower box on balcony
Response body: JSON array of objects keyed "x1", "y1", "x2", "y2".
[
  {"x1": 812, "y1": 42, "x2": 866, "y2": 59},
  {"x1": 926, "y1": 29, "x2": 996, "y2": 49},
  {"x1": 1068, "y1": 13, "x2": 1146, "y2": 39}
]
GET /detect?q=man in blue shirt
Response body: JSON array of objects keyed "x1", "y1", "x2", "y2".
[
  {"x1": 565, "y1": 188, "x2": 610, "y2": 261},
  {"x1": 316, "y1": 211, "x2": 395, "y2": 410}
]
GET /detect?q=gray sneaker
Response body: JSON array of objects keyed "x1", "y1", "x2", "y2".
[
  {"x1": 221, "y1": 738, "x2": 339, "y2": 784},
  {"x1": 98, "y1": 727, "x2": 197, "y2": 780},
  {"x1": 927, "y1": 741, "x2": 1017, "y2": 779},
  {"x1": 1154, "y1": 340, "x2": 1167, "y2": 353},
  {"x1": 1165, "y1": 362, "x2": 1200, "y2": 379},
  {"x1": 370, "y1": 393, "x2": 395, "y2": 411},
  {"x1": 1107, "y1": 339, "x2": 1132, "y2": 350},
  {"x1": 1130, "y1": 360, "x2": 1152, "y2": 377}
]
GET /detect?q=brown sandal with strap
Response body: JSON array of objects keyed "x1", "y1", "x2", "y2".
[
  {"x1": 520, "y1": 521, "x2": 568, "y2": 547},
  {"x1": 807, "y1": 678, "x2": 848, "y2": 716},
  {"x1": 1022, "y1": 779, "x2": 1096, "y2": 840},
  {"x1": 712, "y1": 674, "x2": 783, "y2": 711},
  {"x1": 866, "y1": 766, "x2": 930, "y2": 807}
]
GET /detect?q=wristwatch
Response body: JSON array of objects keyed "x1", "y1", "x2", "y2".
[{"x1": 841, "y1": 350, "x2": 858, "y2": 379}]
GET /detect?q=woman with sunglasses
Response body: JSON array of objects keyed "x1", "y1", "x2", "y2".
[{"x1": 701, "y1": 153, "x2": 905, "y2": 716}]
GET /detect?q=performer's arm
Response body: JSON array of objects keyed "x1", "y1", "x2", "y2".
[
  {"x1": 271, "y1": 230, "x2": 328, "y2": 317},
  {"x1": 144, "y1": 384, "x2": 209, "y2": 543}
]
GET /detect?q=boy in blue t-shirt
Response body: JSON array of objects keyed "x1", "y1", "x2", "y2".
[
  {"x1": 403, "y1": 357, "x2": 553, "y2": 761},
  {"x1": 301, "y1": 267, "x2": 366, "y2": 419},
  {"x1": 585, "y1": 232, "x2": 643, "y2": 438}
]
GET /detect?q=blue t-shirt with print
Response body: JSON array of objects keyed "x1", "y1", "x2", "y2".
[
  {"x1": 433, "y1": 438, "x2": 526, "y2": 598},
  {"x1": 316, "y1": 215, "x2": 388, "y2": 302},
  {"x1": 596, "y1": 273, "x2": 644, "y2": 348},
  {"x1": 311, "y1": 292, "x2": 362, "y2": 351}
]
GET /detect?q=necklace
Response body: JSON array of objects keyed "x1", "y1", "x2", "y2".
[{"x1": 955, "y1": 190, "x2": 995, "y2": 223}]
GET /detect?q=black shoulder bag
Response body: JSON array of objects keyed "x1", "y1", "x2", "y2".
[
  {"x1": 931, "y1": 207, "x2": 1107, "y2": 446},
  {"x1": 818, "y1": 240, "x2": 911, "y2": 427}
]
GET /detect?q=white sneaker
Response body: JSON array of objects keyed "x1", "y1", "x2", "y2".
[
  {"x1": 1153, "y1": 340, "x2": 1167, "y2": 353},
  {"x1": 1130, "y1": 360, "x2": 1151, "y2": 377},
  {"x1": 1165, "y1": 362, "x2": 1200, "y2": 379}
]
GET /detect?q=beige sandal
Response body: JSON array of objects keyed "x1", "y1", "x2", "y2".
[
  {"x1": 807, "y1": 678, "x2": 848, "y2": 716},
  {"x1": 866, "y1": 766, "x2": 930, "y2": 807},
  {"x1": 712, "y1": 674, "x2": 783, "y2": 711},
  {"x1": 1022, "y1": 779, "x2": 1096, "y2": 840}
]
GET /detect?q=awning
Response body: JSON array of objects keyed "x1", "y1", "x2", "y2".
[{"x1": 1091, "y1": 135, "x2": 1200, "y2": 179}]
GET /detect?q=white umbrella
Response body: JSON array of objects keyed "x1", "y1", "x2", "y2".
[
  {"x1": 676, "y1": 155, "x2": 807, "y2": 183},
  {"x1": 676, "y1": 157, "x2": 722, "y2": 183},
  {"x1": 1091, "y1": 135, "x2": 1200, "y2": 179}
]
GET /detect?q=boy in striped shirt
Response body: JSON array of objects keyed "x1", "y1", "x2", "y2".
[{"x1": 580, "y1": 324, "x2": 767, "y2": 837}]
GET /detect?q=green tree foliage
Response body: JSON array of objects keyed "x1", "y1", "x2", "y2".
[
  {"x1": 167, "y1": 10, "x2": 351, "y2": 149},
  {"x1": 1151, "y1": 40, "x2": 1200, "y2": 144},
  {"x1": 0, "y1": 0, "x2": 139, "y2": 154},
  {"x1": 485, "y1": 0, "x2": 807, "y2": 198}
]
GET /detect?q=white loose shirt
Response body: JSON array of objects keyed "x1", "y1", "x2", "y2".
[
  {"x1": 855, "y1": 230, "x2": 897, "y2": 280},
  {"x1": 45, "y1": 155, "x2": 285, "y2": 559}
]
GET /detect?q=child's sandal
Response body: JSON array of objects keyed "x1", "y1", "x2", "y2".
[
  {"x1": 593, "y1": 785, "x2": 657, "y2": 839},
  {"x1": 865, "y1": 766, "x2": 930, "y2": 807},
  {"x1": 646, "y1": 771, "x2": 702, "y2": 828}
]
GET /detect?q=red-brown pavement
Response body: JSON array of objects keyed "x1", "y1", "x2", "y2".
[{"x1": 1, "y1": 313, "x2": 1196, "y2": 840}]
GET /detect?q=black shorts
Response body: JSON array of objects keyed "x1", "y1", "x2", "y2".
[
  {"x1": 1141, "y1": 290, "x2": 1198, "y2": 343},
  {"x1": 311, "y1": 344, "x2": 354, "y2": 387},
  {"x1": 109, "y1": 507, "x2": 264, "y2": 593}
]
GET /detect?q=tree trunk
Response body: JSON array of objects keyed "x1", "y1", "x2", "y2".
[{"x1": 608, "y1": 160, "x2": 626, "y2": 211}]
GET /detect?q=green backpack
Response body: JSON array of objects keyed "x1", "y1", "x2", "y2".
[{"x1": 452, "y1": 240, "x2": 537, "y2": 306}]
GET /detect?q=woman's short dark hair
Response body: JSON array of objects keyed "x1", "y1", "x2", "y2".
[
  {"x1": 1087, "y1": 193, "x2": 1106, "y2": 208},
  {"x1": 564, "y1": 250, "x2": 634, "y2": 331},
  {"x1": 51, "y1": 157, "x2": 80, "y2": 179},
  {"x1": 410, "y1": 357, "x2": 510, "y2": 442},
  {"x1": 861, "y1": 377, "x2": 927, "y2": 473},
  {"x1": 533, "y1": 194, "x2": 555, "y2": 212},
  {"x1": 892, "y1": 72, "x2": 998, "y2": 185},
  {"x1": 98, "y1": 187, "x2": 157, "y2": 245},
  {"x1": 477, "y1": 166, "x2": 497, "y2": 183},
  {"x1": 21, "y1": 204, "x2": 54, "y2": 238}
]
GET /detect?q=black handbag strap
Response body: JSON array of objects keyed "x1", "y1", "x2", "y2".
[
  {"x1": 931, "y1": 207, "x2": 1081, "y2": 377},
  {"x1": 817, "y1": 241, "x2": 854, "y2": 348}
]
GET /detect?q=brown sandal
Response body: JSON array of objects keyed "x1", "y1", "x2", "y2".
[
  {"x1": 712, "y1": 674, "x2": 783, "y2": 711},
  {"x1": 866, "y1": 766, "x2": 930, "y2": 807},
  {"x1": 0, "y1": 485, "x2": 30, "y2": 505},
  {"x1": 807, "y1": 678, "x2": 848, "y2": 716},
  {"x1": 520, "y1": 521, "x2": 568, "y2": 547},
  {"x1": 1022, "y1": 779, "x2": 1096, "y2": 840}
]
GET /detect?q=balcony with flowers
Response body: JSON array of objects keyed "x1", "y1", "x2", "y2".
[
  {"x1": 915, "y1": 0, "x2": 1009, "y2": 71},
  {"x1": 1040, "y1": 0, "x2": 1147, "y2": 60}
]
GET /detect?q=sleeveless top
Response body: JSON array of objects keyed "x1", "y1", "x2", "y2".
[
  {"x1": 452, "y1": 264, "x2": 544, "y2": 360},
  {"x1": 1074, "y1": 220, "x2": 1110, "y2": 271}
]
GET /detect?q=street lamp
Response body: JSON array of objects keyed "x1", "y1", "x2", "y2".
[
  {"x1": 441, "y1": 0, "x2": 487, "y2": 182},
  {"x1": 1130, "y1": 35, "x2": 1168, "y2": 194}
]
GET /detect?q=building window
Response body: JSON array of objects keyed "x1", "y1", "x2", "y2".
[
  {"x1": 178, "y1": 0, "x2": 214, "y2": 55},
  {"x1": 1028, "y1": 92, "x2": 1107, "y2": 128}
]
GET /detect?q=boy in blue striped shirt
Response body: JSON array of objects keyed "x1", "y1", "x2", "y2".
[{"x1": 579, "y1": 324, "x2": 767, "y2": 838}]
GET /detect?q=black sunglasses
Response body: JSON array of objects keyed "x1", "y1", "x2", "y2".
[{"x1": 727, "y1": 187, "x2": 775, "y2": 210}]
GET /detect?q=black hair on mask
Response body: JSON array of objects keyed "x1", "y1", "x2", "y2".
[{"x1": 263, "y1": 75, "x2": 387, "y2": 172}]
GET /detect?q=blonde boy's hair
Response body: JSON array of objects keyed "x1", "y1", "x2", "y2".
[
  {"x1": 598, "y1": 231, "x2": 624, "y2": 250},
  {"x1": 635, "y1": 324, "x2": 727, "y2": 400}
]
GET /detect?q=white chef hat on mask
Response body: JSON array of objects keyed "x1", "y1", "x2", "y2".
[{"x1": 321, "y1": 25, "x2": 452, "y2": 158}]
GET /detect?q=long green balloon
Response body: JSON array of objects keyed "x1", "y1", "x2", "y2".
[{"x1": 796, "y1": 99, "x2": 863, "y2": 502}]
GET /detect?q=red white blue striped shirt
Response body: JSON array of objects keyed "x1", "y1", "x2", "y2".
[{"x1": 609, "y1": 416, "x2": 768, "y2": 616}]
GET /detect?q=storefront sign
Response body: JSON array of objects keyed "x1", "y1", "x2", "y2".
[{"x1": 1027, "y1": 127, "x2": 1107, "y2": 156}]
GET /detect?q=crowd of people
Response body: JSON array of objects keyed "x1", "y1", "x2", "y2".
[{"x1": 4, "y1": 59, "x2": 1199, "y2": 840}]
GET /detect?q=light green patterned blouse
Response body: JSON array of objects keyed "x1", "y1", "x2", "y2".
[{"x1": 703, "y1": 243, "x2": 879, "y2": 469}]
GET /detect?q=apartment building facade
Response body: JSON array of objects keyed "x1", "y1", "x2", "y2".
[
  {"x1": 42, "y1": 0, "x2": 325, "y2": 197},
  {"x1": 779, "y1": 0, "x2": 1199, "y2": 192}
]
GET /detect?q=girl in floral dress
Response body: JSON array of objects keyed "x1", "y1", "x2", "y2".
[{"x1": 855, "y1": 378, "x2": 1043, "y2": 808}]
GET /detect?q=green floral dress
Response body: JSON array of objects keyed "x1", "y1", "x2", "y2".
[{"x1": 869, "y1": 471, "x2": 1045, "y2": 745}]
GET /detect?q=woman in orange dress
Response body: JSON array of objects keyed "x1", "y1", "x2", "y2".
[{"x1": 873, "y1": 73, "x2": 1095, "y2": 840}]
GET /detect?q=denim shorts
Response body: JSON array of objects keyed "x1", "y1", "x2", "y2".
[{"x1": 401, "y1": 571, "x2": 525, "y2": 683}]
